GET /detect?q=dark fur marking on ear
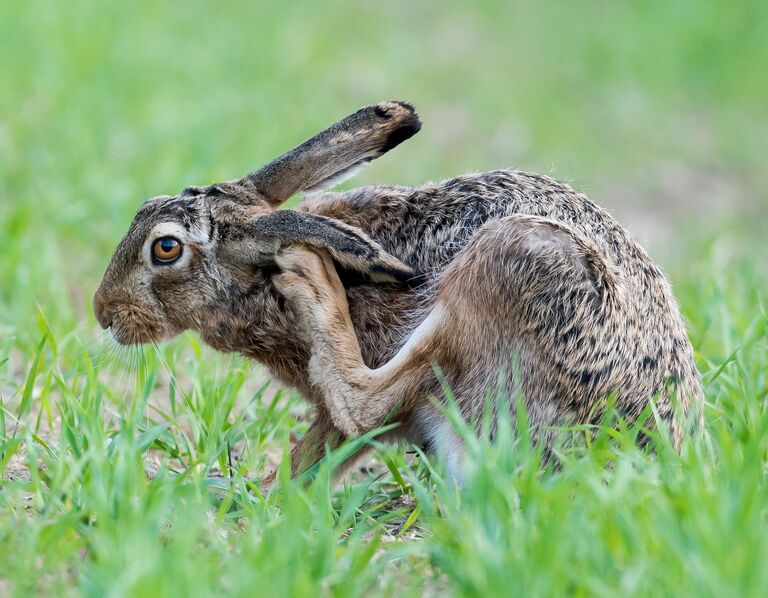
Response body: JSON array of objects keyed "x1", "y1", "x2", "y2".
[
  {"x1": 335, "y1": 264, "x2": 417, "y2": 289},
  {"x1": 335, "y1": 265, "x2": 375, "y2": 287},
  {"x1": 380, "y1": 113, "x2": 422, "y2": 154},
  {"x1": 249, "y1": 210, "x2": 415, "y2": 283}
]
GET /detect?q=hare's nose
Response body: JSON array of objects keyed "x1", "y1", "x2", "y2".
[{"x1": 92, "y1": 293, "x2": 113, "y2": 330}]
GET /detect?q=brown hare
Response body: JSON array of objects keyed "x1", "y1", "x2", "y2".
[{"x1": 93, "y1": 101, "x2": 702, "y2": 481}]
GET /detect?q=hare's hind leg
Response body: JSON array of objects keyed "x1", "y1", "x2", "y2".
[
  {"x1": 274, "y1": 214, "x2": 613, "y2": 444},
  {"x1": 274, "y1": 247, "x2": 444, "y2": 438}
]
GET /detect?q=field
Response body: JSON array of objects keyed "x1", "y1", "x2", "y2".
[{"x1": 1, "y1": 0, "x2": 767, "y2": 595}]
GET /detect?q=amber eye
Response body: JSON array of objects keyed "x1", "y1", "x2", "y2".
[{"x1": 152, "y1": 237, "x2": 182, "y2": 263}]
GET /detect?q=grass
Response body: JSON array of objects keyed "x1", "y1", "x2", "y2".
[{"x1": 1, "y1": 0, "x2": 767, "y2": 595}]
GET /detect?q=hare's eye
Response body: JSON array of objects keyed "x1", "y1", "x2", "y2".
[{"x1": 152, "y1": 237, "x2": 182, "y2": 263}]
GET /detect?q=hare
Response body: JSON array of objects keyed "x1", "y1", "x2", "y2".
[{"x1": 93, "y1": 101, "x2": 702, "y2": 481}]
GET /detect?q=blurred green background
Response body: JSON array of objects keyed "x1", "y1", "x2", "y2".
[
  {"x1": 2, "y1": 0, "x2": 766, "y2": 349},
  {"x1": 1, "y1": 1, "x2": 767, "y2": 594}
]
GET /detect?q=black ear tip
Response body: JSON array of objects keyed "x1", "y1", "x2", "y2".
[
  {"x1": 381, "y1": 112, "x2": 421, "y2": 153},
  {"x1": 374, "y1": 101, "x2": 421, "y2": 153}
]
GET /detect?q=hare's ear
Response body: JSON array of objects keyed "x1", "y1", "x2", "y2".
[
  {"x1": 247, "y1": 210, "x2": 415, "y2": 283},
  {"x1": 239, "y1": 101, "x2": 420, "y2": 206}
]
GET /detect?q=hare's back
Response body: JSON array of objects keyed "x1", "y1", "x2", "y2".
[{"x1": 306, "y1": 170, "x2": 644, "y2": 279}]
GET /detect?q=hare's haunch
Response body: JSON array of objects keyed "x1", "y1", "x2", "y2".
[{"x1": 94, "y1": 101, "x2": 701, "y2": 481}]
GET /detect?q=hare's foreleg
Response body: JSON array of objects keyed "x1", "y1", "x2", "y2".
[
  {"x1": 262, "y1": 407, "x2": 373, "y2": 486},
  {"x1": 274, "y1": 247, "x2": 441, "y2": 437},
  {"x1": 289, "y1": 407, "x2": 345, "y2": 474}
]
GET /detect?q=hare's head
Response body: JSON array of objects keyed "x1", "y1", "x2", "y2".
[{"x1": 93, "y1": 101, "x2": 420, "y2": 345}]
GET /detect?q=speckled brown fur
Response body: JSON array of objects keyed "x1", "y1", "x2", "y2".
[{"x1": 93, "y1": 102, "x2": 702, "y2": 482}]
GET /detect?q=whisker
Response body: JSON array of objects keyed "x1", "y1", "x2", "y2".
[
  {"x1": 111, "y1": 344, "x2": 135, "y2": 400},
  {"x1": 151, "y1": 341, "x2": 198, "y2": 427},
  {"x1": 71, "y1": 329, "x2": 119, "y2": 374},
  {"x1": 142, "y1": 345, "x2": 152, "y2": 427}
]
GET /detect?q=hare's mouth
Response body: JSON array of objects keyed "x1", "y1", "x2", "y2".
[
  {"x1": 109, "y1": 323, "x2": 154, "y2": 346},
  {"x1": 109, "y1": 309, "x2": 165, "y2": 345}
]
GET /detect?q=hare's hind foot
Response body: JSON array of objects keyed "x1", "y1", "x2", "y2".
[{"x1": 274, "y1": 246, "x2": 442, "y2": 437}]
